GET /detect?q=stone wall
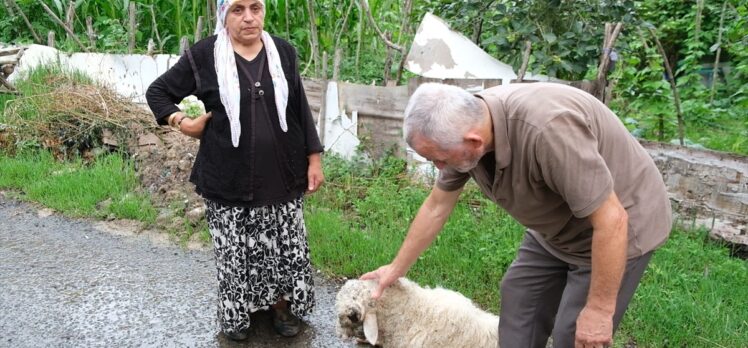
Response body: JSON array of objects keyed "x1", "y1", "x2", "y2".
[{"x1": 643, "y1": 141, "x2": 747, "y2": 252}]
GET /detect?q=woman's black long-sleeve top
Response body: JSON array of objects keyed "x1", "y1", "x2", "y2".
[{"x1": 145, "y1": 35, "x2": 323, "y2": 207}]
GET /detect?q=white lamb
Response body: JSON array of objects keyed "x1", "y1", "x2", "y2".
[{"x1": 335, "y1": 277, "x2": 500, "y2": 347}]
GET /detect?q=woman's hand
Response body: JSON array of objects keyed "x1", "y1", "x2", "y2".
[
  {"x1": 306, "y1": 153, "x2": 324, "y2": 194},
  {"x1": 178, "y1": 112, "x2": 212, "y2": 139}
]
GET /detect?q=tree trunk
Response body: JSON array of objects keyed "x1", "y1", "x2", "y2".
[
  {"x1": 149, "y1": 5, "x2": 164, "y2": 52},
  {"x1": 393, "y1": 0, "x2": 413, "y2": 85},
  {"x1": 472, "y1": 19, "x2": 483, "y2": 45},
  {"x1": 8, "y1": 0, "x2": 42, "y2": 44},
  {"x1": 355, "y1": 2, "x2": 363, "y2": 79},
  {"x1": 710, "y1": 1, "x2": 728, "y2": 104},
  {"x1": 3, "y1": 0, "x2": 14, "y2": 16},
  {"x1": 284, "y1": 0, "x2": 290, "y2": 40},
  {"x1": 38, "y1": 1, "x2": 88, "y2": 52},
  {"x1": 206, "y1": 0, "x2": 214, "y2": 34},
  {"x1": 65, "y1": 0, "x2": 75, "y2": 41},
  {"x1": 305, "y1": 0, "x2": 321, "y2": 77},
  {"x1": 383, "y1": 32, "x2": 393, "y2": 85},
  {"x1": 694, "y1": 0, "x2": 704, "y2": 43},
  {"x1": 649, "y1": 27, "x2": 685, "y2": 146},
  {"x1": 595, "y1": 22, "x2": 622, "y2": 103},
  {"x1": 333, "y1": 0, "x2": 355, "y2": 55},
  {"x1": 516, "y1": 41, "x2": 532, "y2": 82},
  {"x1": 358, "y1": 0, "x2": 403, "y2": 53}
]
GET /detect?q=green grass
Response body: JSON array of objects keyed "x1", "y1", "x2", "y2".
[
  {"x1": 0, "y1": 150, "x2": 156, "y2": 223},
  {"x1": 0, "y1": 93, "x2": 13, "y2": 117},
  {"x1": 306, "y1": 154, "x2": 748, "y2": 347},
  {"x1": 684, "y1": 118, "x2": 748, "y2": 156},
  {"x1": 617, "y1": 230, "x2": 748, "y2": 347},
  {"x1": 3, "y1": 65, "x2": 94, "y2": 122}
]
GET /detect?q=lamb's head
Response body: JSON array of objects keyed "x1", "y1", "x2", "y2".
[{"x1": 335, "y1": 279, "x2": 380, "y2": 345}]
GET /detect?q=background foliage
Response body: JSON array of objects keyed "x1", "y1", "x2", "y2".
[{"x1": 1, "y1": 0, "x2": 745, "y2": 153}]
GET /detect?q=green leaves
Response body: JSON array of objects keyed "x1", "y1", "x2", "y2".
[{"x1": 541, "y1": 32, "x2": 557, "y2": 44}]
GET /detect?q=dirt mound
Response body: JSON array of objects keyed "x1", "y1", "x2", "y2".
[
  {"x1": 134, "y1": 126, "x2": 203, "y2": 218},
  {"x1": 2, "y1": 74, "x2": 204, "y2": 235}
]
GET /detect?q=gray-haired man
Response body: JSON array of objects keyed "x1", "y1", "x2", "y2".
[{"x1": 361, "y1": 82, "x2": 672, "y2": 348}]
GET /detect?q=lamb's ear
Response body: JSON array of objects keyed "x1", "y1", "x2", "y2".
[{"x1": 363, "y1": 311, "x2": 378, "y2": 345}]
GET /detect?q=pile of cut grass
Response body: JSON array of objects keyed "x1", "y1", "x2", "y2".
[{"x1": 0, "y1": 67, "x2": 156, "y2": 223}]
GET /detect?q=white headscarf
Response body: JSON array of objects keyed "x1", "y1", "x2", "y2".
[{"x1": 214, "y1": 0, "x2": 289, "y2": 147}]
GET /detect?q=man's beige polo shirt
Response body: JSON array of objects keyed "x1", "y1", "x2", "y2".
[{"x1": 436, "y1": 83, "x2": 672, "y2": 265}]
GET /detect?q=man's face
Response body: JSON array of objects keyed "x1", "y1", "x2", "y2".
[
  {"x1": 412, "y1": 135, "x2": 481, "y2": 173},
  {"x1": 225, "y1": 0, "x2": 265, "y2": 45}
]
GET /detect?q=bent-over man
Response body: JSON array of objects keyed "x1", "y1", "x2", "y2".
[{"x1": 361, "y1": 82, "x2": 672, "y2": 348}]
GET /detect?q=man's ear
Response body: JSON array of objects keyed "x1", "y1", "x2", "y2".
[
  {"x1": 464, "y1": 132, "x2": 485, "y2": 151},
  {"x1": 363, "y1": 310, "x2": 379, "y2": 345}
]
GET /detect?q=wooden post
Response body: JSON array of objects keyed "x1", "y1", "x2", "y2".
[
  {"x1": 9, "y1": 0, "x2": 42, "y2": 44},
  {"x1": 38, "y1": 1, "x2": 88, "y2": 52},
  {"x1": 48, "y1": 31, "x2": 55, "y2": 48},
  {"x1": 318, "y1": 61, "x2": 330, "y2": 147},
  {"x1": 195, "y1": 16, "x2": 204, "y2": 42},
  {"x1": 321, "y1": 51, "x2": 328, "y2": 80},
  {"x1": 147, "y1": 39, "x2": 155, "y2": 56},
  {"x1": 86, "y1": 16, "x2": 96, "y2": 49},
  {"x1": 648, "y1": 27, "x2": 685, "y2": 146},
  {"x1": 179, "y1": 36, "x2": 190, "y2": 55},
  {"x1": 128, "y1": 2, "x2": 136, "y2": 53},
  {"x1": 332, "y1": 48, "x2": 342, "y2": 81}
]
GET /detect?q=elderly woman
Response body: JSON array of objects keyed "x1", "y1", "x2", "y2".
[{"x1": 145, "y1": 0, "x2": 323, "y2": 341}]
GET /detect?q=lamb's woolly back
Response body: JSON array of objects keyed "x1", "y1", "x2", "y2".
[{"x1": 335, "y1": 278, "x2": 499, "y2": 348}]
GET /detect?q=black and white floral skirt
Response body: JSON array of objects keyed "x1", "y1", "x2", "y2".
[{"x1": 204, "y1": 197, "x2": 315, "y2": 334}]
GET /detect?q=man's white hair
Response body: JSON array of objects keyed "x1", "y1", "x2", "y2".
[{"x1": 404, "y1": 83, "x2": 483, "y2": 149}]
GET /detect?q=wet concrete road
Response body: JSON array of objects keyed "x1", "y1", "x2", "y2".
[{"x1": 0, "y1": 194, "x2": 358, "y2": 348}]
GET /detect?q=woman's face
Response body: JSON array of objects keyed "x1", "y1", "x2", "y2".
[{"x1": 225, "y1": 0, "x2": 265, "y2": 45}]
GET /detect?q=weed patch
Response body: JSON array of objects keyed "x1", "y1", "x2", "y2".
[{"x1": 0, "y1": 150, "x2": 156, "y2": 222}]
